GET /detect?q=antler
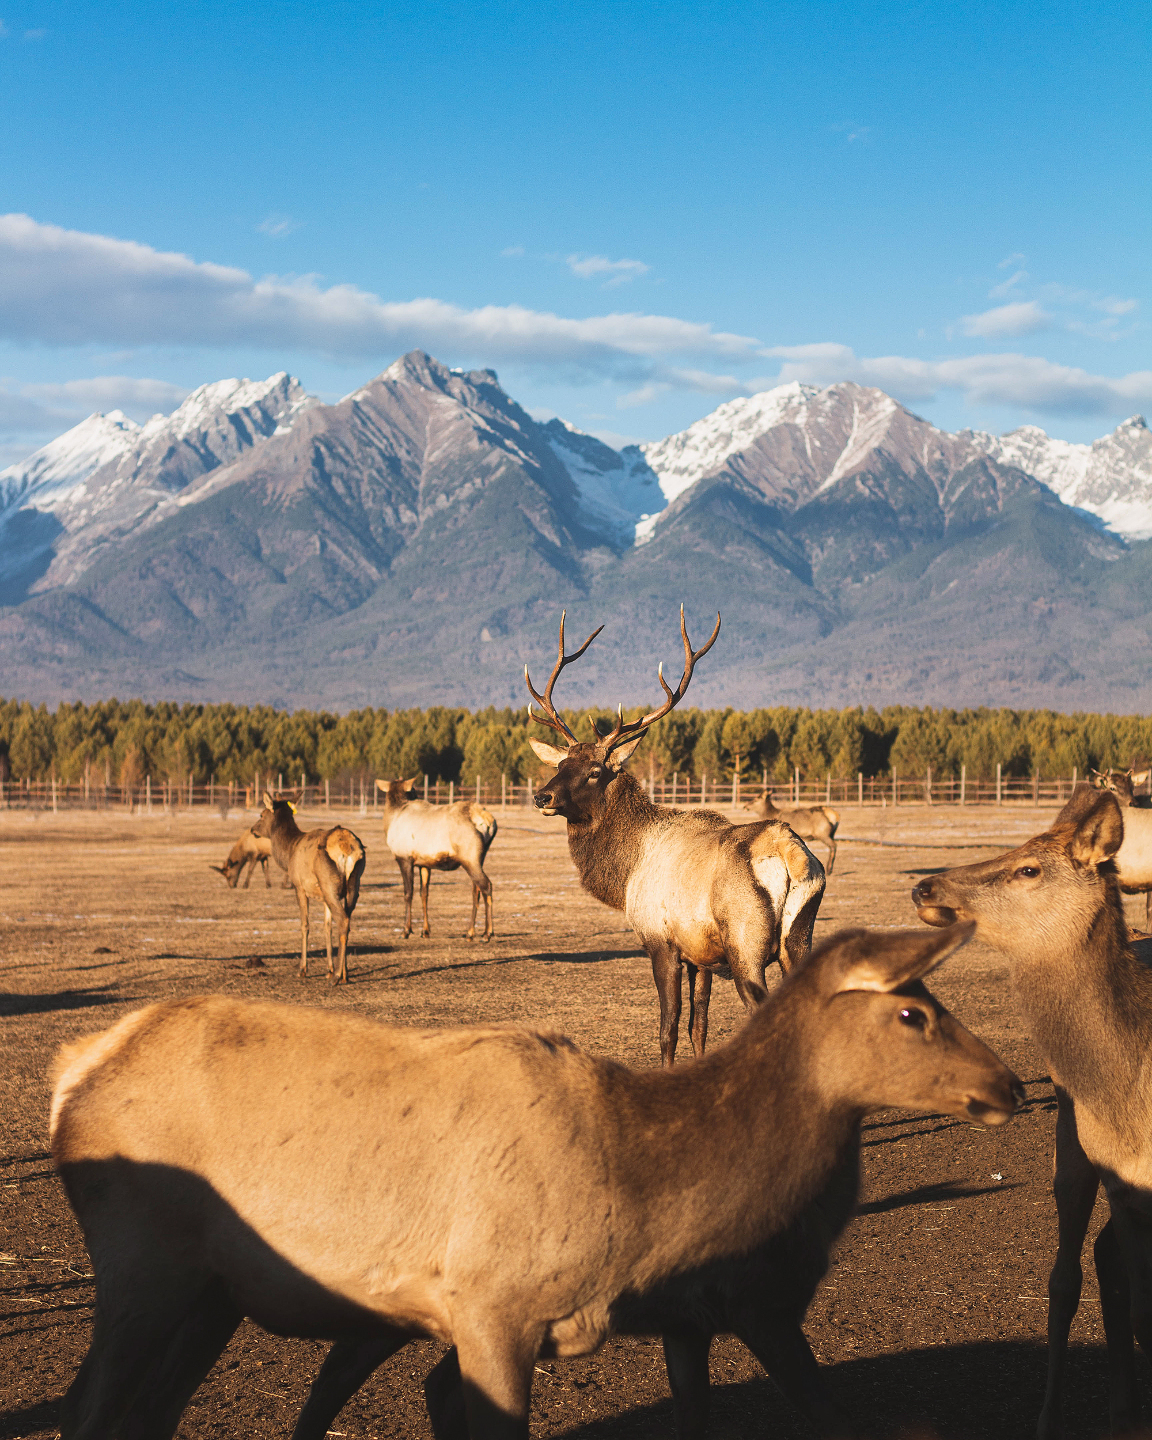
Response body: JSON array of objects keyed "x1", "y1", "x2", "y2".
[
  {"x1": 593, "y1": 605, "x2": 721, "y2": 755},
  {"x1": 525, "y1": 610, "x2": 604, "y2": 745}
]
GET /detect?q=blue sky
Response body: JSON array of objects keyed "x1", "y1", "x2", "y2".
[{"x1": 0, "y1": 0, "x2": 1148, "y2": 465}]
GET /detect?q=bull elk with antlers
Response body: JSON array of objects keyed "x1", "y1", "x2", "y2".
[{"x1": 526, "y1": 607, "x2": 826, "y2": 1067}]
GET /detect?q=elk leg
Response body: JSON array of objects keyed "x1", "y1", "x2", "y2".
[
  {"x1": 824, "y1": 837, "x2": 836, "y2": 875},
  {"x1": 686, "y1": 963, "x2": 713, "y2": 1058},
  {"x1": 1038, "y1": 1089, "x2": 1100, "y2": 1440},
  {"x1": 420, "y1": 866, "x2": 432, "y2": 938},
  {"x1": 297, "y1": 889, "x2": 310, "y2": 978},
  {"x1": 662, "y1": 1327, "x2": 712, "y2": 1440},
  {"x1": 735, "y1": 1315, "x2": 853, "y2": 1436},
  {"x1": 466, "y1": 879, "x2": 479, "y2": 941},
  {"x1": 453, "y1": 1320, "x2": 538, "y2": 1440},
  {"x1": 1093, "y1": 1218, "x2": 1140, "y2": 1437},
  {"x1": 397, "y1": 857, "x2": 415, "y2": 938},
  {"x1": 324, "y1": 904, "x2": 334, "y2": 978},
  {"x1": 464, "y1": 864, "x2": 494, "y2": 943},
  {"x1": 424, "y1": 1348, "x2": 469, "y2": 1440},
  {"x1": 648, "y1": 941, "x2": 683, "y2": 1068},
  {"x1": 120, "y1": 1279, "x2": 241, "y2": 1440},
  {"x1": 262, "y1": 856, "x2": 272, "y2": 889},
  {"x1": 292, "y1": 1330, "x2": 412, "y2": 1440},
  {"x1": 334, "y1": 905, "x2": 351, "y2": 985},
  {"x1": 242, "y1": 855, "x2": 255, "y2": 890}
]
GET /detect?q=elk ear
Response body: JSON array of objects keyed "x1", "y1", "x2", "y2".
[
  {"x1": 604, "y1": 735, "x2": 645, "y2": 772},
  {"x1": 262, "y1": 790, "x2": 274, "y2": 809},
  {"x1": 529, "y1": 738, "x2": 569, "y2": 767},
  {"x1": 404, "y1": 775, "x2": 421, "y2": 791},
  {"x1": 820, "y1": 922, "x2": 976, "y2": 995},
  {"x1": 209, "y1": 864, "x2": 226, "y2": 875},
  {"x1": 375, "y1": 778, "x2": 388, "y2": 792},
  {"x1": 1068, "y1": 791, "x2": 1124, "y2": 868}
]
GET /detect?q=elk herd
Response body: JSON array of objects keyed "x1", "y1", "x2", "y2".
[{"x1": 41, "y1": 608, "x2": 1152, "y2": 1439}]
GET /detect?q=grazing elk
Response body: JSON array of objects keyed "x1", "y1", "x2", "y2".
[
  {"x1": 209, "y1": 827, "x2": 278, "y2": 889},
  {"x1": 526, "y1": 608, "x2": 825, "y2": 1066},
  {"x1": 251, "y1": 793, "x2": 365, "y2": 984},
  {"x1": 912, "y1": 786, "x2": 1152, "y2": 1440},
  {"x1": 1091, "y1": 770, "x2": 1152, "y2": 927},
  {"x1": 51, "y1": 925, "x2": 1020, "y2": 1440},
  {"x1": 376, "y1": 779, "x2": 496, "y2": 941},
  {"x1": 742, "y1": 790, "x2": 840, "y2": 874}
]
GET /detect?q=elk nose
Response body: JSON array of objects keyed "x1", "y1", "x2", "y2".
[
  {"x1": 911, "y1": 878, "x2": 934, "y2": 904},
  {"x1": 534, "y1": 791, "x2": 552, "y2": 810}
]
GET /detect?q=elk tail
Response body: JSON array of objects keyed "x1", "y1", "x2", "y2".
[
  {"x1": 469, "y1": 804, "x2": 497, "y2": 841},
  {"x1": 822, "y1": 807, "x2": 840, "y2": 830},
  {"x1": 325, "y1": 829, "x2": 365, "y2": 882}
]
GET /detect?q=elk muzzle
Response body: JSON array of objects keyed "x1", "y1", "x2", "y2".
[
  {"x1": 911, "y1": 876, "x2": 959, "y2": 927},
  {"x1": 534, "y1": 789, "x2": 557, "y2": 815}
]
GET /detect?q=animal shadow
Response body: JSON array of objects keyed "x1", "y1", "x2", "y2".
[
  {"x1": 0, "y1": 985, "x2": 129, "y2": 1017},
  {"x1": 558, "y1": 1341, "x2": 1118, "y2": 1440}
]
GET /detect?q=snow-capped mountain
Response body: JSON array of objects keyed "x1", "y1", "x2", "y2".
[
  {"x1": 967, "y1": 415, "x2": 1152, "y2": 540},
  {"x1": 0, "y1": 372, "x2": 318, "y2": 593},
  {"x1": 635, "y1": 379, "x2": 1152, "y2": 542}
]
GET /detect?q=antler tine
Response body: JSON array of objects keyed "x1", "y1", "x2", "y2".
[
  {"x1": 598, "y1": 607, "x2": 722, "y2": 755},
  {"x1": 525, "y1": 609, "x2": 604, "y2": 744}
]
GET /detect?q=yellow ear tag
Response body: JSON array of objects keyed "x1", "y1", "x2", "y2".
[{"x1": 288, "y1": 802, "x2": 297, "y2": 813}]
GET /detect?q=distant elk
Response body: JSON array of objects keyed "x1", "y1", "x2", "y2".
[
  {"x1": 742, "y1": 790, "x2": 840, "y2": 874},
  {"x1": 1092, "y1": 770, "x2": 1152, "y2": 928},
  {"x1": 209, "y1": 827, "x2": 276, "y2": 889},
  {"x1": 527, "y1": 608, "x2": 826, "y2": 1066},
  {"x1": 376, "y1": 779, "x2": 497, "y2": 941},
  {"x1": 252, "y1": 793, "x2": 365, "y2": 984},
  {"x1": 49, "y1": 925, "x2": 1019, "y2": 1440}
]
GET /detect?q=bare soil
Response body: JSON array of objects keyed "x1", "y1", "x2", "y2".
[{"x1": 1, "y1": 802, "x2": 1146, "y2": 1439}]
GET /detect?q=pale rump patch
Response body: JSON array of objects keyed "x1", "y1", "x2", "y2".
[{"x1": 49, "y1": 1006, "x2": 156, "y2": 1141}]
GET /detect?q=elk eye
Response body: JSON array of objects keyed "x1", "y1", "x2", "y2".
[
  {"x1": 587, "y1": 767, "x2": 601, "y2": 780},
  {"x1": 1015, "y1": 866, "x2": 1040, "y2": 879},
  {"x1": 898, "y1": 1007, "x2": 927, "y2": 1030}
]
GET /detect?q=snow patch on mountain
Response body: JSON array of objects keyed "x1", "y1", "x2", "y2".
[
  {"x1": 543, "y1": 419, "x2": 665, "y2": 546},
  {"x1": 0, "y1": 410, "x2": 138, "y2": 515}
]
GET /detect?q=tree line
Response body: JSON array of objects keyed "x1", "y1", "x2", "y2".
[{"x1": 1, "y1": 697, "x2": 1149, "y2": 790}]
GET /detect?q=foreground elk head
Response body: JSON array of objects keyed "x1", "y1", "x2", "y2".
[
  {"x1": 527, "y1": 606, "x2": 720, "y2": 823},
  {"x1": 251, "y1": 790, "x2": 302, "y2": 839},
  {"x1": 911, "y1": 787, "x2": 1125, "y2": 957},
  {"x1": 801, "y1": 922, "x2": 1022, "y2": 1124}
]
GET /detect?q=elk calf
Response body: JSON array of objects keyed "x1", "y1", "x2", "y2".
[
  {"x1": 742, "y1": 790, "x2": 840, "y2": 873},
  {"x1": 527, "y1": 609, "x2": 825, "y2": 1065},
  {"x1": 912, "y1": 786, "x2": 1152, "y2": 1439},
  {"x1": 209, "y1": 827, "x2": 276, "y2": 889},
  {"x1": 51, "y1": 925, "x2": 1019, "y2": 1440},
  {"x1": 376, "y1": 778, "x2": 496, "y2": 941},
  {"x1": 252, "y1": 793, "x2": 365, "y2": 984}
]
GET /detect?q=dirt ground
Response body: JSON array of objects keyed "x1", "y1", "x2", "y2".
[{"x1": 1, "y1": 799, "x2": 1147, "y2": 1440}]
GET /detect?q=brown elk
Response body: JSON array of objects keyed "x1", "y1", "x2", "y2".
[
  {"x1": 526, "y1": 608, "x2": 825, "y2": 1066},
  {"x1": 251, "y1": 793, "x2": 365, "y2": 984},
  {"x1": 50, "y1": 925, "x2": 1020, "y2": 1440},
  {"x1": 912, "y1": 786, "x2": 1152, "y2": 1439},
  {"x1": 742, "y1": 790, "x2": 840, "y2": 873},
  {"x1": 209, "y1": 827, "x2": 281, "y2": 889},
  {"x1": 375, "y1": 779, "x2": 496, "y2": 941},
  {"x1": 1091, "y1": 769, "x2": 1152, "y2": 927}
]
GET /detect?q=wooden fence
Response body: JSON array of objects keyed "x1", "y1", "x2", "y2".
[{"x1": 0, "y1": 763, "x2": 1103, "y2": 813}]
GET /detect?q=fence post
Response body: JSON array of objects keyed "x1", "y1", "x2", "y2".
[
  {"x1": 1072, "y1": 767, "x2": 1077, "y2": 790},
  {"x1": 701, "y1": 771, "x2": 707, "y2": 807},
  {"x1": 825, "y1": 771, "x2": 831, "y2": 804},
  {"x1": 501, "y1": 773, "x2": 507, "y2": 810},
  {"x1": 146, "y1": 775, "x2": 152, "y2": 815},
  {"x1": 960, "y1": 763, "x2": 966, "y2": 806},
  {"x1": 1033, "y1": 770, "x2": 1039, "y2": 805},
  {"x1": 794, "y1": 766, "x2": 800, "y2": 803},
  {"x1": 996, "y1": 763, "x2": 1002, "y2": 806},
  {"x1": 731, "y1": 773, "x2": 738, "y2": 807},
  {"x1": 52, "y1": 772, "x2": 58, "y2": 815},
  {"x1": 762, "y1": 766, "x2": 768, "y2": 792},
  {"x1": 892, "y1": 770, "x2": 898, "y2": 807},
  {"x1": 449, "y1": 781, "x2": 454, "y2": 805},
  {"x1": 926, "y1": 766, "x2": 932, "y2": 806},
  {"x1": 858, "y1": 771, "x2": 863, "y2": 805}
]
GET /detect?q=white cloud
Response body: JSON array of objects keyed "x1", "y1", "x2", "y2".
[
  {"x1": 997, "y1": 252, "x2": 1026, "y2": 270},
  {"x1": 21, "y1": 376, "x2": 189, "y2": 414},
  {"x1": 500, "y1": 245, "x2": 525, "y2": 257},
  {"x1": 989, "y1": 269, "x2": 1028, "y2": 299},
  {"x1": 566, "y1": 253, "x2": 650, "y2": 286},
  {"x1": 257, "y1": 213, "x2": 301, "y2": 238},
  {"x1": 764, "y1": 343, "x2": 1152, "y2": 416},
  {"x1": 961, "y1": 301, "x2": 1050, "y2": 338},
  {"x1": 0, "y1": 215, "x2": 750, "y2": 377}
]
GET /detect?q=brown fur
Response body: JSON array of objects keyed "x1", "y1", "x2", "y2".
[
  {"x1": 741, "y1": 791, "x2": 840, "y2": 873},
  {"x1": 376, "y1": 778, "x2": 496, "y2": 941},
  {"x1": 209, "y1": 827, "x2": 294, "y2": 890},
  {"x1": 50, "y1": 926, "x2": 1019, "y2": 1440},
  {"x1": 251, "y1": 793, "x2": 365, "y2": 984},
  {"x1": 912, "y1": 788, "x2": 1152, "y2": 1438}
]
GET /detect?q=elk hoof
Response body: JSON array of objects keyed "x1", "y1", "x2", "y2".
[{"x1": 482, "y1": 933, "x2": 494, "y2": 944}]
